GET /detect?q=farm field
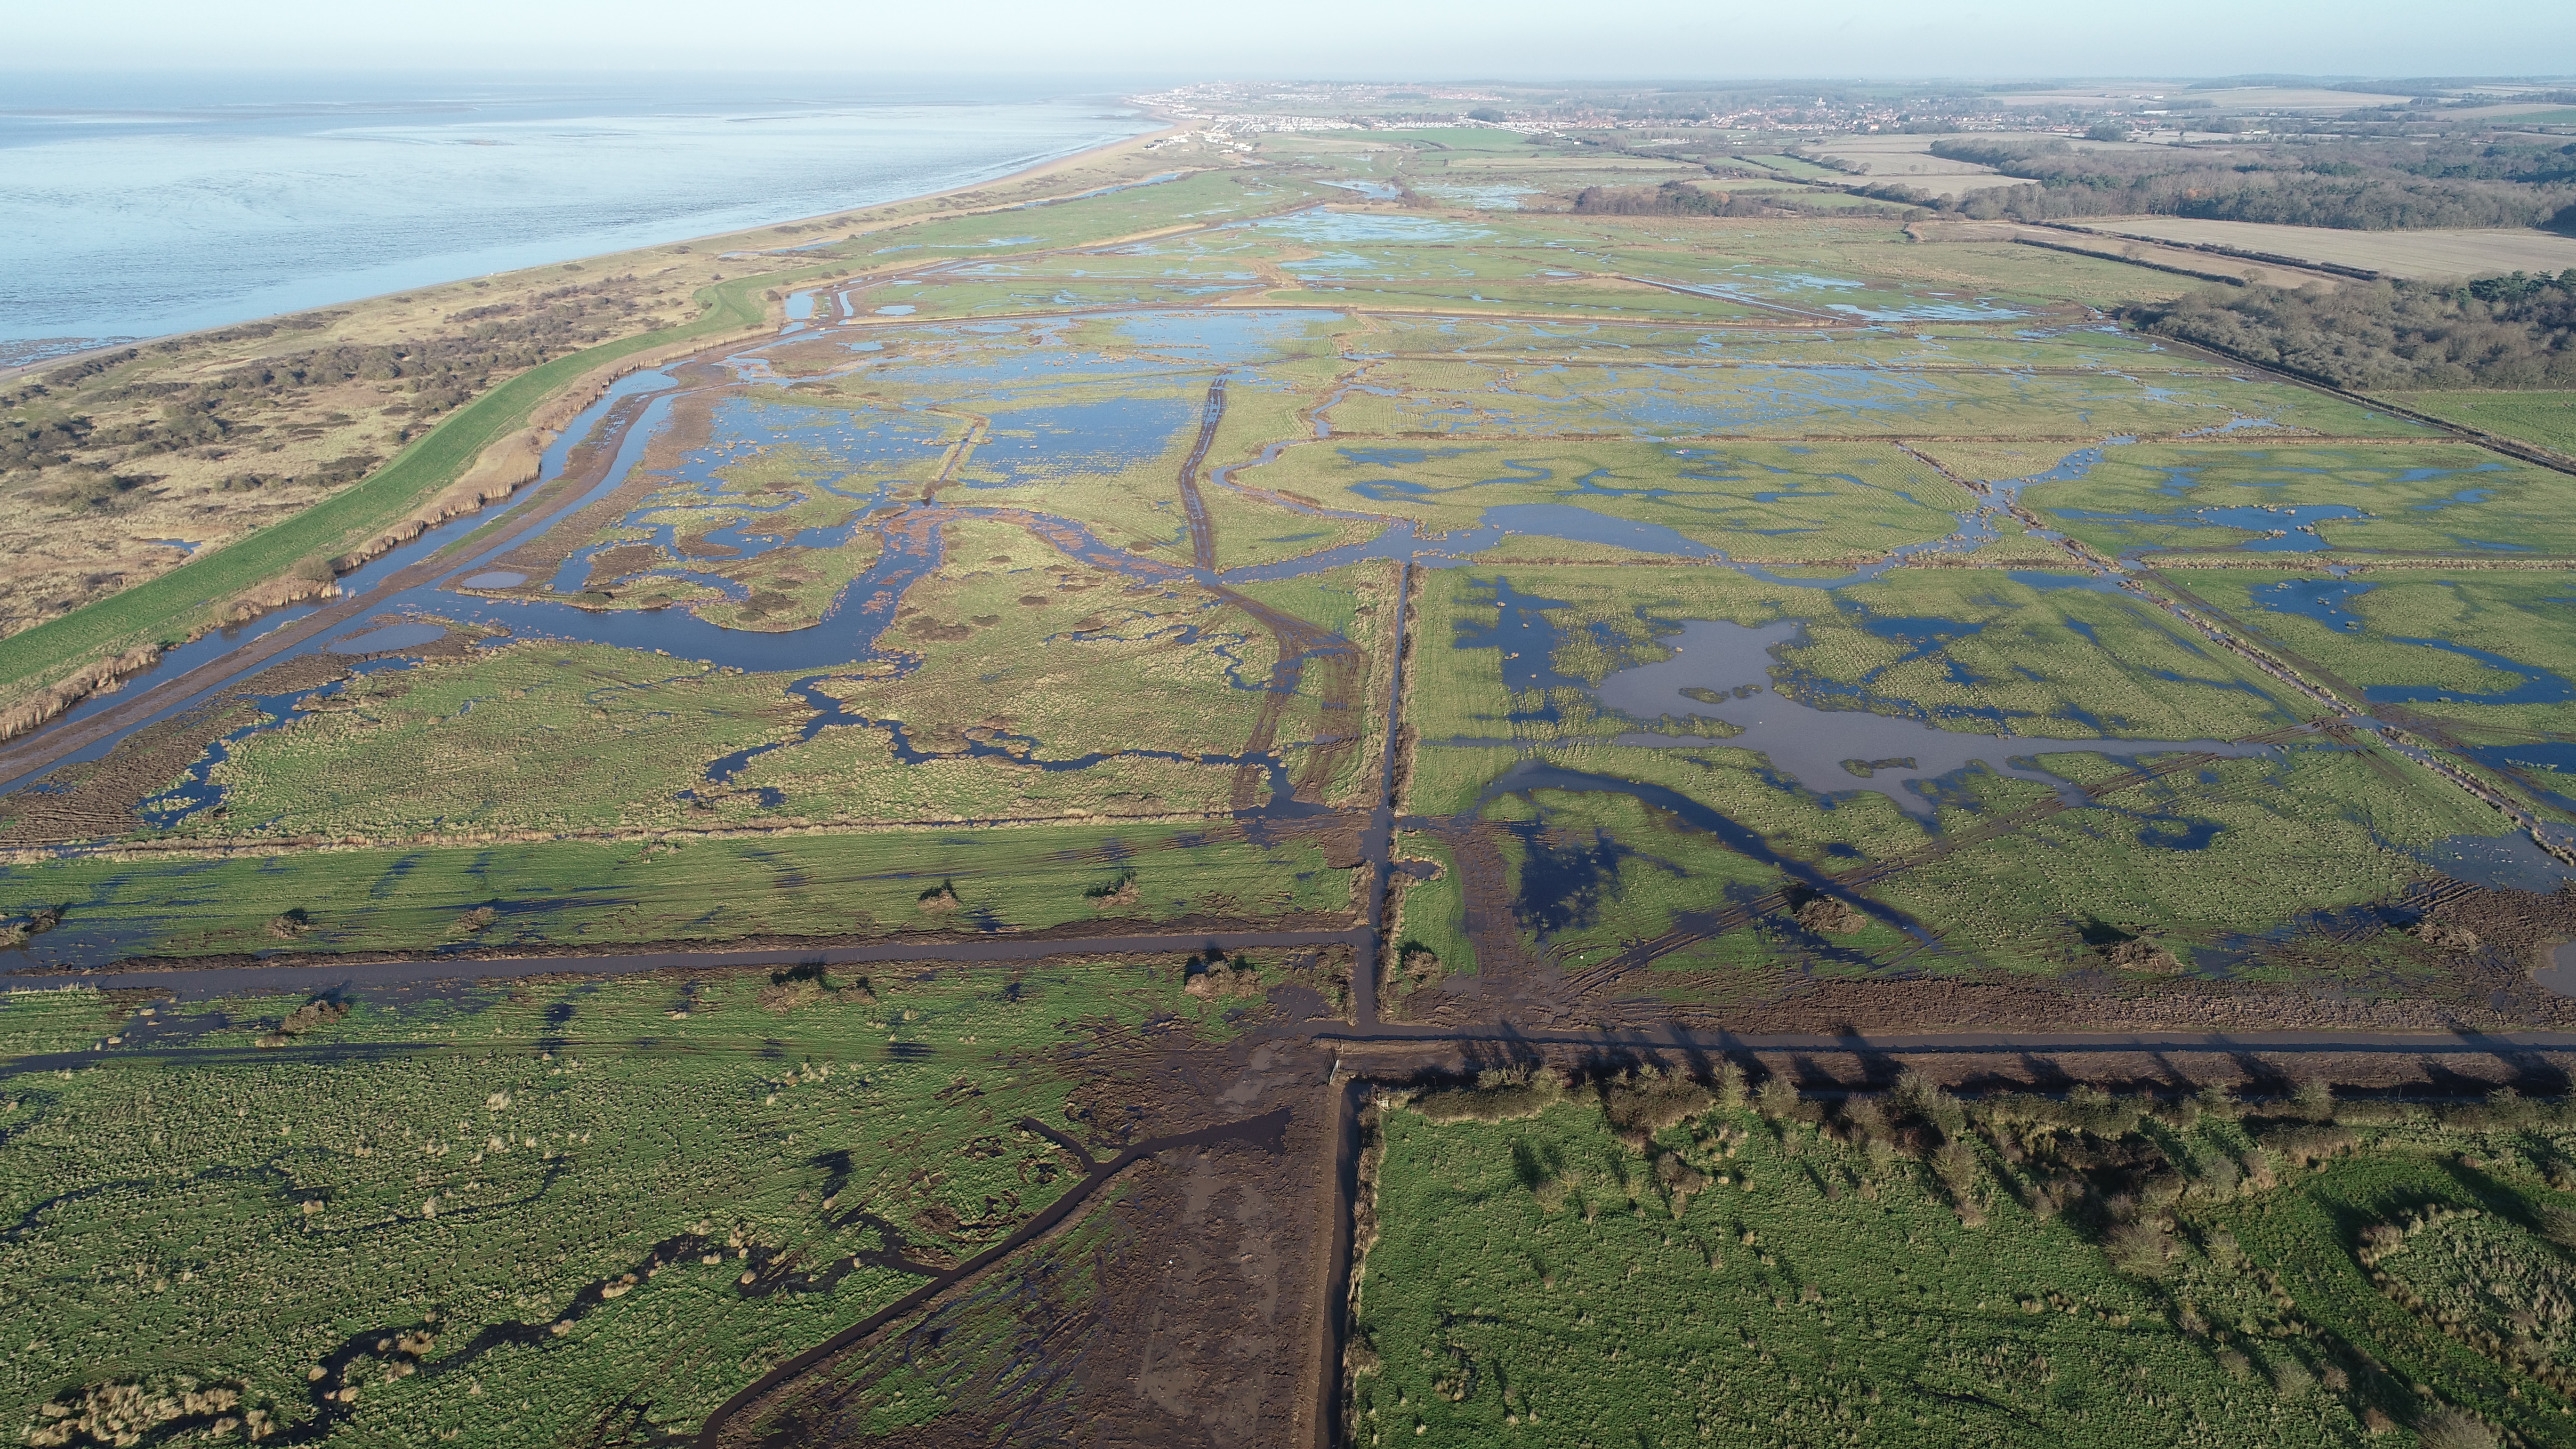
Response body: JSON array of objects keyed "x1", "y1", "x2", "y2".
[
  {"x1": 2000, "y1": 442, "x2": 2576, "y2": 561},
  {"x1": 2062, "y1": 219, "x2": 2576, "y2": 281},
  {"x1": 2383, "y1": 391, "x2": 2576, "y2": 459},
  {"x1": 6, "y1": 99, "x2": 2576, "y2": 1449},
  {"x1": 1803, "y1": 133, "x2": 2023, "y2": 198}
]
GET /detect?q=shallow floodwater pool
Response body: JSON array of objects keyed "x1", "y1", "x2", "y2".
[{"x1": 1593, "y1": 619, "x2": 2275, "y2": 817}]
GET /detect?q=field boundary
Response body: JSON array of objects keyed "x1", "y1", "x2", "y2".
[{"x1": 2148, "y1": 335, "x2": 2576, "y2": 477}]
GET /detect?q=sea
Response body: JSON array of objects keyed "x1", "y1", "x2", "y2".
[{"x1": 0, "y1": 72, "x2": 1158, "y2": 366}]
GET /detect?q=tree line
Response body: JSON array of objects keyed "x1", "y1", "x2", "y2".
[
  {"x1": 1854, "y1": 138, "x2": 2576, "y2": 233},
  {"x1": 1570, "y1": 180, "x2": 1908, "y2": 220},
  {"x1": 2122, "y1": 270, "x2": 2576, "y2": 389}
]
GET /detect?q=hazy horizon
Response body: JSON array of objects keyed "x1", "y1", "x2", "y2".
[{"x1": 2, "y1": 0, "x2": 2570, "y2": 81}]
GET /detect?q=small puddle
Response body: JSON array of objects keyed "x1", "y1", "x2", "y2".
[
  {"x1": 459, "y1": 571, "x2": 527, "y2": 588},
  {"x1": 2538, "y1": 940, "x2": 2576, "y2": 998}
]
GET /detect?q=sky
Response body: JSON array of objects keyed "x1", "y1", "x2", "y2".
[{"x1": 3, "y1": 0, "x2": 2570, "y2": 81}]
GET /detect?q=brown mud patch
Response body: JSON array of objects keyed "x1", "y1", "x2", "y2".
[
  {"x1": 709, "y1": 1037, "x2": 1341, "y2": 1449},
  {"x1": 768, "y1": 338, "x2": 858, "y2": 377},
  {"x1": 580, "y1": 542, "x2": 664, "y2": 589}
]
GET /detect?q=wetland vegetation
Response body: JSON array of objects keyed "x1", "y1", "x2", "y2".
[{"x1": 8, "y1": 79, "x2": 2576, "y2": 1449}]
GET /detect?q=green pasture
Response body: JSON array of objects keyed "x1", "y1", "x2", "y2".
[
  {"x1": 2179, "y1": 568, "x2": 2576, "y2": 735},
  {"x1": 176, "y1": 561, "x2": 1308, "y2": 840},
  {"x1": 1877, "y1": 743, "x2": 2496, "y2": 978},
  {"x1": 840, "y1": 171, "x2": 1328, "y2": 261},
  {"x1": 1391, "y1": 829, "x2": 1476, "y2": 982},
  {"x1": 0, "y1": 958, "x2": 1233, "y2": 1444},
  {"x1": 2380, "y1": 390, "x2": 2576, "y2": 457},
  {"x1": 1237, "y1": 439, "x2": 1972, "y2": 562},
  {"x1": 1311, "y1": 353, "x2": 2403, "y2": 441},
  {"x1": 1404, "y1": 564, "x2": 2300, "y2": 748}
]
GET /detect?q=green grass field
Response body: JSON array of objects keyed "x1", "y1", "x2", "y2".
[
  {"x1": 0, "y1": 826, "x2": 1348, "y2": 964},
  {"x1": 1356, "y1": 1073, "x2": 2576, "y2": 1448},
  {"x1": 2380, "y1": 391, "x2": 2576, "y2": 458},
  {"x1": 2018, "y1": 443, "x2": 2576, "y2": 560},
  {"x1": 1391, "y1": 829, "x2": 1476, "y2": 991}
]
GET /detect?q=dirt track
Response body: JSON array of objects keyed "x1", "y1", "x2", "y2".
[{"x1": 686, "y1": 1032, "x2": 1342, "y2": 1449}]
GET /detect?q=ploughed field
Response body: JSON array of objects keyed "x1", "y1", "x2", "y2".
[{"x1": 7, "y1": 124, "x2": 2576, "y2": 1449}]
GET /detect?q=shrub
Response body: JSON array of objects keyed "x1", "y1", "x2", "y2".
[
  {"x1": 1602, "y1": 1067, "x2": 1712, "y2": 1148},
  {"x1": 1714, "y1": 1060, "x2": 1747, "y2": 1112},
  {"x1": 2104, "y1": 1219, "x2": 2176, "y2": 1279},
  {"x1": 1754, "y1": 1075, "x2": 1816, "y2": 1125},
  {"x1": 1412, "y1": 1066, "x2": 1566, "y2": 1124},
  {"x1": 2102, "y1": 936, "x2": 2183, "y2": 973},
  {"x1": 2258, "y1": 1123, "x2": 2357, "y2": 1167},
  {"x1": 2416, "y1": 1408, "x2": 2499, "y2": 1449},
  {"x1": 1891, "y1": 1072, "x2": 1966, "y2": 1141},
  {"x1": 2536, "y1": 1203, "x2": 2576, "y2": 1252},
  {"x1": 2288, "y1": 1079, "x2": 2335, "y2": 1122},
  {"x1": 1838, "y1": 1096, "x2": 1893, "y2": 1151},
  {"x1": 1932, "y1": 1139, "x2": 1984, "y2": 1224}
]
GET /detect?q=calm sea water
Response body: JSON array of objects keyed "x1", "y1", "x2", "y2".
[{"x1": 0, "y1": 73, "x2": 1154, "y2": 364}]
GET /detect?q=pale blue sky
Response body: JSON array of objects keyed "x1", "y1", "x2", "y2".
[{"x1": 4, "y1": 0, "x2": 2569, "y2": 80}]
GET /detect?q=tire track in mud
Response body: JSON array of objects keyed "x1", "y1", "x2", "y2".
[
  {"x1": 1176, "y1": 374, "x2": 1228, "y2": 571},
  {"x1": 1166, "y1": 371, "x2": 1372, "y2": 813},
  {"x1": 694, "y1": 1107, "x2": 1291, "y2": 1449}
]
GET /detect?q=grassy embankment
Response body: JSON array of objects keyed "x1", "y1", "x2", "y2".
[{"x1": 0, "y1": 270, "x2": 812, "y2": 709}]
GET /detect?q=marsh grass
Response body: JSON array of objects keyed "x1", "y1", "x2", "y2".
[{"x1": 0, "y1": 956, "x2": 1208, "y2": 1444}]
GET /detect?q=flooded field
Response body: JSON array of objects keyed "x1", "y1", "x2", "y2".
[{"x1": 1, "y1": 180, "x2": 2569, "y2": 982}]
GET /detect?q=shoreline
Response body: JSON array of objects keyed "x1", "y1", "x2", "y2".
[
  {"x1": 0, "y1": 108, "x2": 1185, "y2": 735},
  {"x1": 0, "y1": 106, "x2": 1177, "y2": 386}
]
